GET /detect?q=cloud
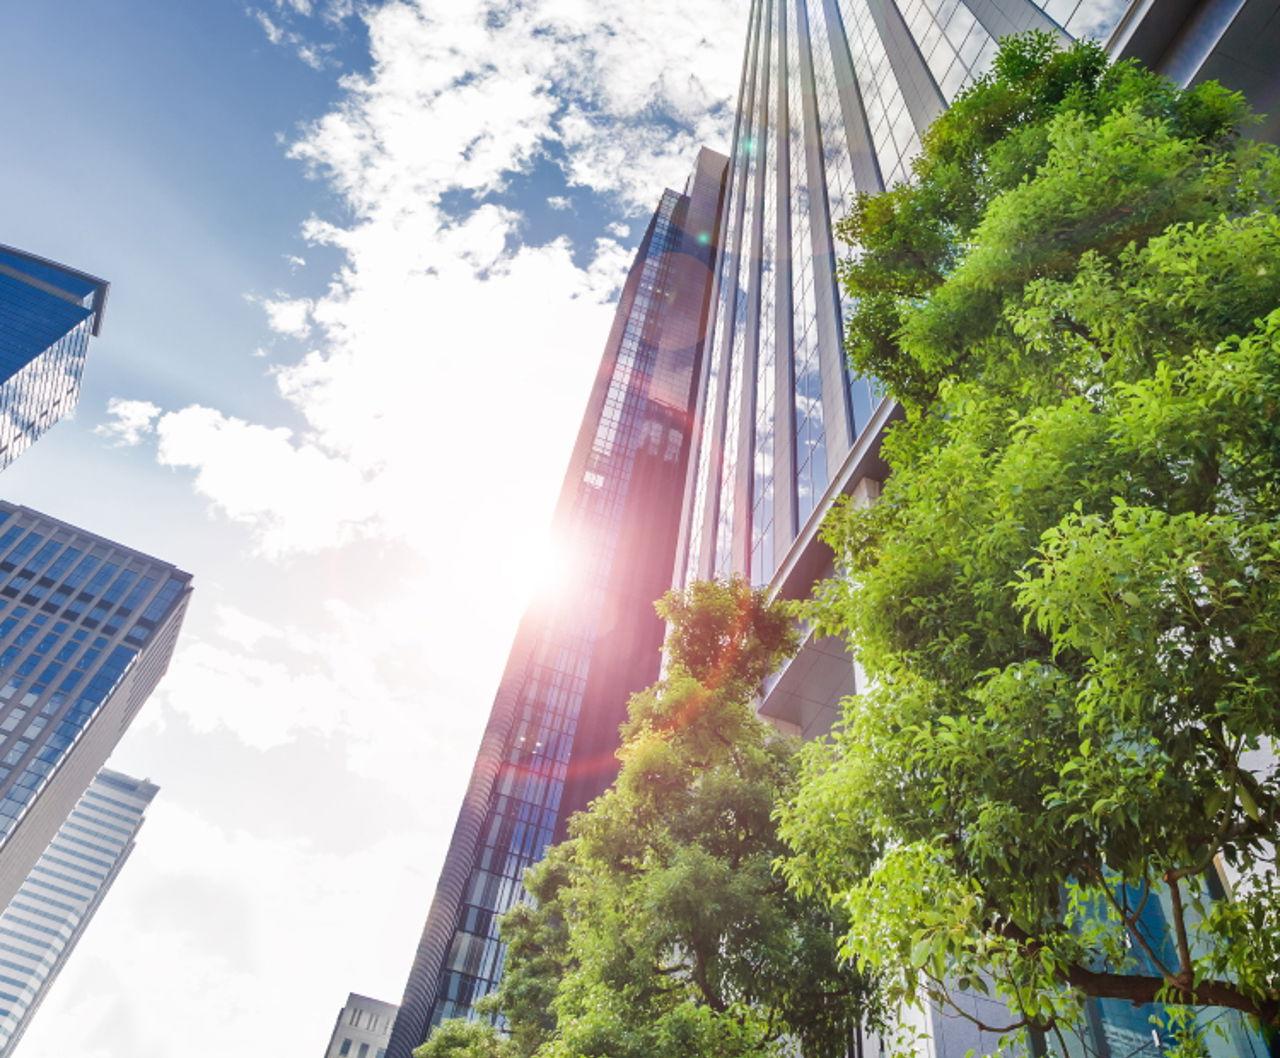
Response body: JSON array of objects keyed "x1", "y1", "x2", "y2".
[
  {"x1": 124, "y1": 0, "x2": 742, "y2": 758},
  {"x1": 251, "y1": 293, "x2": 313, "y2": 338},
  {"x1": 547, "y1": 194, "x2": 572, "y2": 210},
  {"x1": 95, "y1": 397, "x2": 162, "y2": 446},
  {"x1": 606, "y1": 221, "x2": 630, "y2": 238},
  {"x1": 152, "y1": 406, "x2": 379, "y2": 557},
  {"x1": 247, "y1": 5, "x2": 335, "y2": 69}
]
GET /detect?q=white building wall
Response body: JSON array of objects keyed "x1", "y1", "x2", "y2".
[{"x1": 0, "y1": 768, "x2": 156, "y2": 1056}]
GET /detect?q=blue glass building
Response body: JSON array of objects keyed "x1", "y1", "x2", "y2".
[
  {"x1": 0, "y1": 501, "x2": 191, "y2": 912},
  {"x1": 385, "y1": 150, "x2": 730, "y2": 1058},
  {"x1": 0, "y1": 244, "x2": 108, "y2": 471}
]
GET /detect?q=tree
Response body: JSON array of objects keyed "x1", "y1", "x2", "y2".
[
  {"x1": 429, "y1": 578, "x2": 882, "y2": 1058},
  {"x1": 778, "y1": 32, "x2": 1280, "y2": 1058},
  {"x1": 415, "y1": 1019, "x2": 513, "y2": 1058}
]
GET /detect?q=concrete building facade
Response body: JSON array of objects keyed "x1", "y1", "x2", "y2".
[
  {"x1": 0, "y1": 769, "x2": 157, "y2": 1057},
  {"x1": 323, "y1": 993, "x2": 398, "y2": 1058}
]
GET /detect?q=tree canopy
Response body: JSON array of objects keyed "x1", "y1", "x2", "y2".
[
  {"x1": 779, "y1": 33, "x2": 1280, "y2": 1058},
  {"x1": 419, "y1": 578, "x2": 882, "y2": 1058}
]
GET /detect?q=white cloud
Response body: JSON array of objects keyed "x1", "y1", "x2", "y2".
[
  {"x1": 251, "y1": 293, "x2": 313, "y2": 338},
  {"x1": 606, "y1": 221, "x2": 630, "y2": 238},
  {"x1": 248, "y1": 5, "x2": 336, "y2": 68},
  {"x1": 284, "y1": 253, "x2": 307, "y2": 271},
  {"x1": 547, "y1": 194, "x2": 572, "y2": 210},
  {"x1": 95, "y1": 398, "x2": 161, "y2": 446},
  {"x1": 152, "y1": 406, "x2": 380, "y2": 557},
  {"x1": 252, "y1": 8, "x2": 284, "y2": 44}
]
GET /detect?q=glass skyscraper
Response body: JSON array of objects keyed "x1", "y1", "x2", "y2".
[
  {"x1": 0, "y1": 245, "x2": 109, "y2": 471},
  {"x1": 678, "y1": 2, "x2": 1276, "y2": 1056},
  {"x1": 677, "y1": 0, "x2": 1129, "y2": 608},
  {"x1": 0, "y1": 768, "x2": 157, "y2": 1057},
  {"x1": 385, "y1": 149, "x2": 730, "y2": 1058},
  {"x1": 0, "y1": 501, "x2": 191, "y2": 912}
]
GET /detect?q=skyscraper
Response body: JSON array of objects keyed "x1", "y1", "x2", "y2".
[
  {"x1": 0, "y1": 768, "x2": 157, "y2": 1057},
  {"x1": 384, "y1": 149, "x2": 729, "y2": 1058},
  {"x1": 676, "y1": 2, "x2": 1279, "y2": 1056},
  {"x1": 675, "y1": 0, "x2": 1143, "y2": 743},
  {"x1": 0, "y1": 245, "x2": 108, "y2": 471},
  {"x1": 0, "y1": 501, "x2": 191, "y2": 910},
  {"x1": 323, "y1": 993, "x2": 398, "y2": 1058}
]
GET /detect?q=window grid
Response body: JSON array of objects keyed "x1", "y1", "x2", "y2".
[
  {"x1": 685, "y1": 0, "x2": 766, "y2": 586},
  {"x1": 429, "y1": 191, "x2": 702, "y2": 1028},
  {"x1": 716, "y1": 0, "x2": 773, "y2": 579},
  {"x1": 836, "y1": 0, "x2": 922, "y2": 187},
  {"x1": 751, "y1": 0, "x2": 782, "y2": 587},
  {"x1": 790, "y1": 0, "x2": 830, "y2": 527},
  {"x1": 899, "y1": 0, "x2": 998, "y2": 102}
]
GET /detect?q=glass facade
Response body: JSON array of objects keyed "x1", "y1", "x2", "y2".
[
  {"x1": 430, "y1": 196, "x2": 691, "y2": 1026},
  {"x1": 0, "y1": 246, "x2": 108, "y2": 472},
  {"x1": 681, "y1": 4, "x2": 1269, "y2": 1058},
  {"x1": 388, "y1": 152, "x2": 728, "y2": 1058},
  {"x1": 0, "y1": 769, "x2": 156, "y2": 1057},
  {"x1": 677, "y1": 0, "x2": 1142, "y2": 591},
  {"x1": 0, "y1": 502, "x2": 191, "y2": 911}
]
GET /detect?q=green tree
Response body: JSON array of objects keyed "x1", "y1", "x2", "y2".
[
  {"x1": 414, "y1": 1018, "x2": 514, "y2": 1058},
  {"x1": 430, "y1": 579, "x2": 882, "y2": 1058},
  {"x1": 778, "y1": 32, "x2": 1280, "y2": 1057}
]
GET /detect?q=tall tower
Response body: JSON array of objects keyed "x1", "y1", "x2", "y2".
[
  {"x1": 0, "y1": 501, "x2": 191, "y2": 909},
  {"x1": 0, "y1": 768, "x2": 157, "y2": 1057},
  {"x1": 0, "y1": 245, "x2": 108, "y2": 471},
  {"x1": 678, "y1": 2, "x2": 1278, "y2": 1057},
  {"x1": 385, "y1": 149, "x2": 730, "y2": 1058}
]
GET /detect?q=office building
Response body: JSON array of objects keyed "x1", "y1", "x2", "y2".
[
  {"x1": 0, "y1": 245, "x2": 108, "y2": 472},
  {"x1": 676, "y1": 1, "x2": 1279, "y2": 1056},
  {"x1": 384, "y1": 149, "x2": 729, "y2": 1058},
  {"x1": 323, "y1": 993, "x2": 397, "y2": 1058},
  {"x1": 0, "y1": 769, "x2": 157, "y2": 1057},
  {"x1": 0, "y1": 501, "x2": 191, "y2": 910}
]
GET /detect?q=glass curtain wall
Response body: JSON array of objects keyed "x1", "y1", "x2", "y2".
[{"x1": 429, "y1": 194, "x2": 688, "y2": 1027}]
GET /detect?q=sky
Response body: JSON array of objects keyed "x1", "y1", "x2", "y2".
[{"x1": 0, "y1": 1, "x2": 744, "y2": 1054}]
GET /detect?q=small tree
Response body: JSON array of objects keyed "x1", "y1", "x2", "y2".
[
  {"x1": 427, "y1": 578, "x2": 882, "y2": 1058},
  {"x1": 779, "y1": 33, "x2": 1280, "y2": 1057}
]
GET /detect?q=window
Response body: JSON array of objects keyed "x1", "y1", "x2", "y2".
[
  {"x1": 358, "y1": 1045, "x2": 369, "y2": 1058},
  {"x1": 338, "y1": 1040, "x2": 351, "y2": 1057}
]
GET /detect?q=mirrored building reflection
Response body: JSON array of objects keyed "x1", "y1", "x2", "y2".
[{"x1": 0, "y1": 246, "x2": 108, "y2": 472}]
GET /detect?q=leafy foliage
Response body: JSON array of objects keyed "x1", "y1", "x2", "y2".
[
  {"x1": 780, "y1": 32, "x2": 1280, "y2": 1057},
  {"x1": 436, "y1": 579, "x2": 881, "y2": 1058},
  {"x1": 414, "y1": 1018, "x2": 514, "y2": 1058}
]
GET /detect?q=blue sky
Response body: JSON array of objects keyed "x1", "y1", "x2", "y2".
[{"x1": 0, "y1": 1, "x2": 743, "y2": 1055}]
